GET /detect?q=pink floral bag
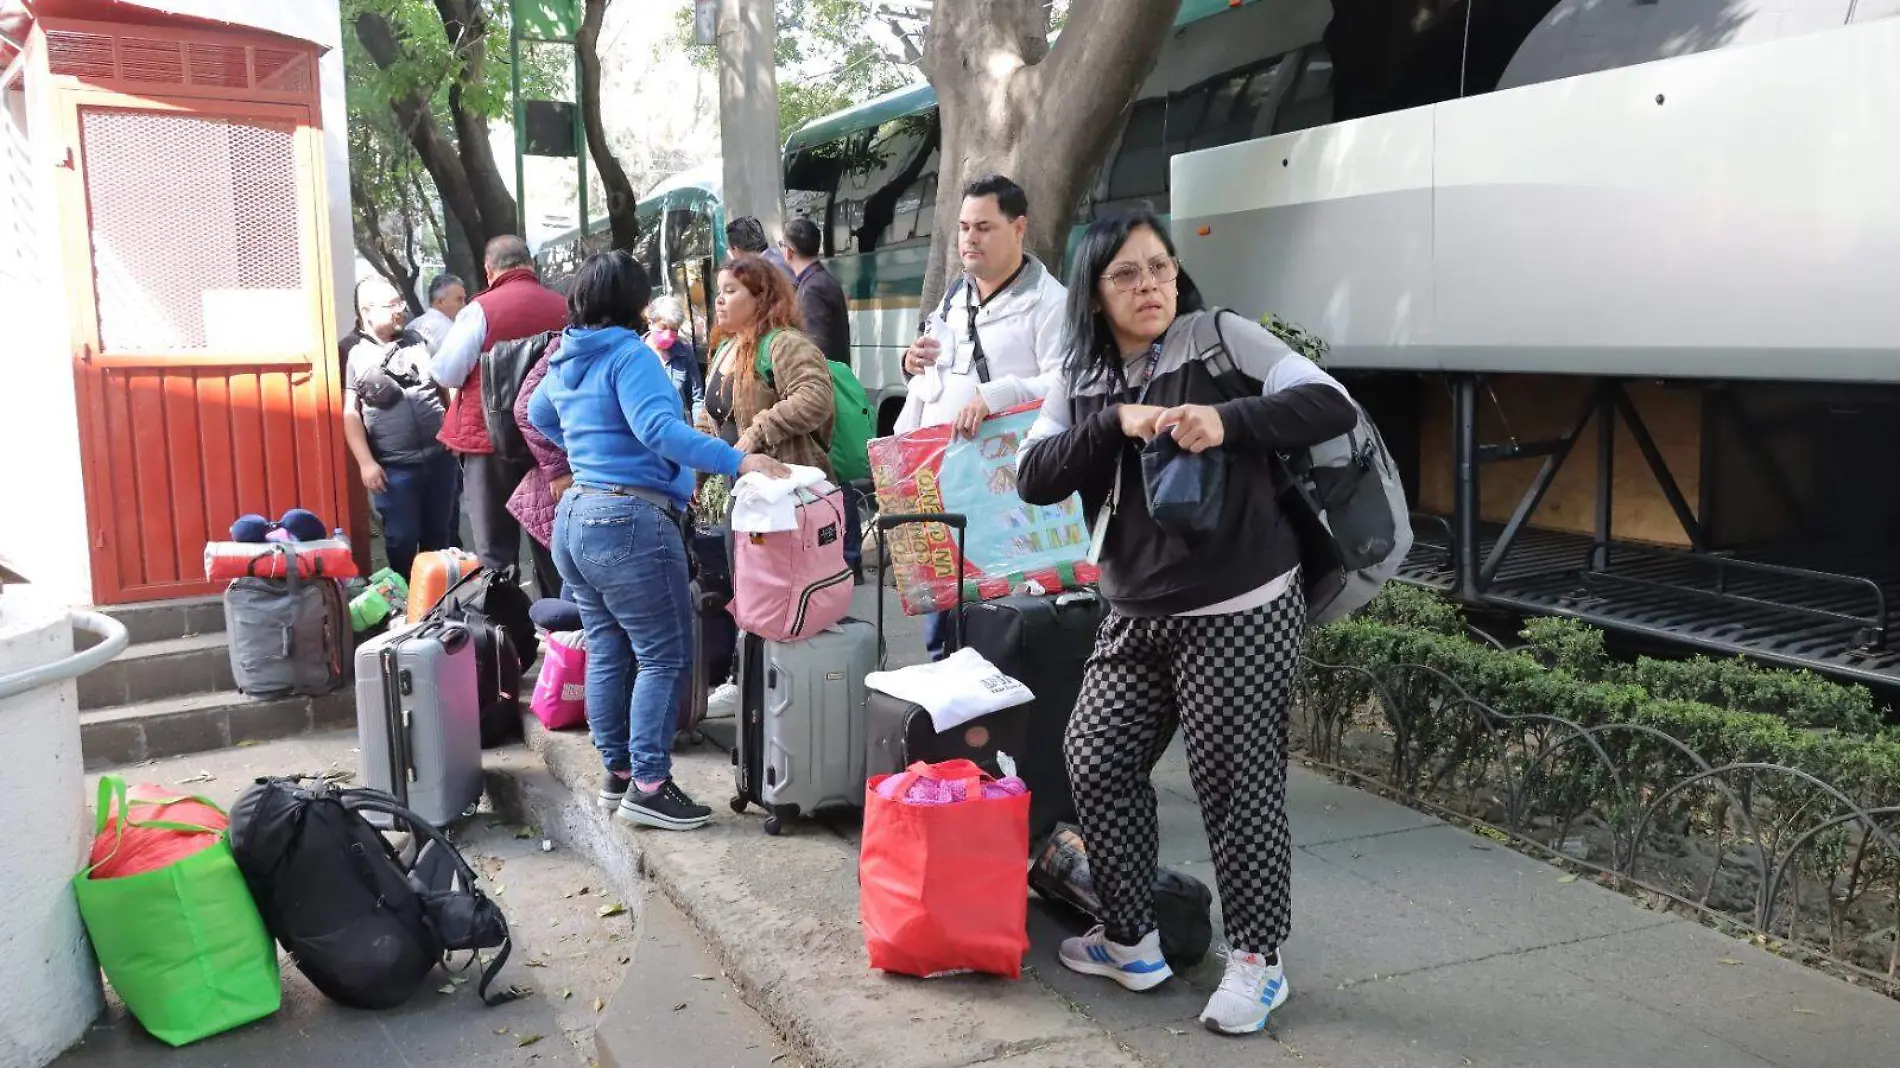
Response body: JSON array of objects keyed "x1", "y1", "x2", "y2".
[
  {"x1": 531, "y1": 631, "x2": 588, "y2": 730},
  {"x1": 729, "y1": 487, "x2": 855, "y2": 642}
]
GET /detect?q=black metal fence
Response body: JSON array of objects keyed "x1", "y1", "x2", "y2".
[{"x1": 1295, "y1": 655, "x2": 1900, "y2": 993}]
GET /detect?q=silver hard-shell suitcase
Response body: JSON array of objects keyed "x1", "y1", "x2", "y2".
[
  {"x1": 729, "y1": 620, "x2": 877, "y2": 835},
  {"x1": 353, "y1": 620, "x2": 483, "y2": 827}
]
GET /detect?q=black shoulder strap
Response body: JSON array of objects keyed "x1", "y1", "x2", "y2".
[
  {"x1": 340, "y1": 790, "x2": 521, "y2": 1006},
  {"x1": 937, "y1": 275, "x2": 966, "y2": 319},
  {"x1": 1194, "y1": 308, "x2": 1258, "y2": 402}
]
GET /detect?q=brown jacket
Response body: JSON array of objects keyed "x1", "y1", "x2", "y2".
[{"x1": 725, "y1": 329, "x2": 836, "y2": 479}]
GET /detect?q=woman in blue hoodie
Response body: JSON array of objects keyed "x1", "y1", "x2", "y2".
[{"x1": 530, "y1": 251, "x2": 788, "y2": 831}]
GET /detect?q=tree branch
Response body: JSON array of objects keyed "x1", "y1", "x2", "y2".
[
  {"x1": 354, "y1": 10, "x2": 490, "y2": 257},
  {"x1": 430, "y1": 0, "x2": 519, "y2": 241},
  {"x1": 579, "y1": 0, "x2": 640, "y2": 251}
]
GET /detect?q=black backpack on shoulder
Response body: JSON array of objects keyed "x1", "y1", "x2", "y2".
[
  {"x1": 227, "y1": 777, "x2": 518, "y2": 1010},
  {"x1": 426, "y1": 565, "x2": 536, "y2": 747}
]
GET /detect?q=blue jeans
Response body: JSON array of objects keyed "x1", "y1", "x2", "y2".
[
  {"x1": 373, "y1": 451, "x2": 460, "y2": 582},
  {"x1": 553, "y1": 490, "x2": 693, "y2": 782},
  {"x1": 924, "y1": 610, "x2": 954, "y2": 661},
  {"x1": 841, "y1": 484, "x2": 864, "y2": 576}
]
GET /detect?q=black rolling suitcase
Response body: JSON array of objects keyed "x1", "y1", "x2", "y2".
[
  {"x1": 961, "y1": 590, "x2": 1105, "y2": 847},
  {"x1": 864, "y1": 513, "x2": 1028, "y2": 780}
]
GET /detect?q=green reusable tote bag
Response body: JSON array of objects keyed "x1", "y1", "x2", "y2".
[{"x1": 72, "y1": 776, "x2": 281, "y2": 1046}]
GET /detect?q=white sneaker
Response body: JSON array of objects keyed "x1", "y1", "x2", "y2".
[
  {"x1": 706, "y1": 682, "x2": 739, "y2": 719},
  {"x1": 1199, "y1": 950, "x2": 1289, "y2": 1035},
  {"x1": 1057, "y1": 926, "x2": 1172, "y2": 992}
]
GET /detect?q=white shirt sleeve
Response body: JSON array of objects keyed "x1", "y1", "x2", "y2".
[
  {"x1": 431, "y1": 302, "x2": 486, "y2": 388},
  {"x1": 977, "y1": 278, "x2": 1068, "y2": 414},
  {"x1": 1014, "y1": 376, "x2": 1073, "y2": 473}
]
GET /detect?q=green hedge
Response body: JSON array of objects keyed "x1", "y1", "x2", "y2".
[{"x1": 1304, "y1": 590, "x2": 1900, "y2": 807}]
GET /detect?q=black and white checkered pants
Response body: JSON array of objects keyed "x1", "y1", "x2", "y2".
[{"x1": 1064, "y1": 580, "x2": 1305, "y2": 955}]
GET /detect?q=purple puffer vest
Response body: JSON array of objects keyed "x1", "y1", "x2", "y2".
[{"x1": 504, "y1": 341, "x2": 571, "y2": 548}]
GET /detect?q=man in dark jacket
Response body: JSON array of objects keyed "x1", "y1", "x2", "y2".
[{"x1": 781, "y1": 217, "x2": 851, "y2": 365}]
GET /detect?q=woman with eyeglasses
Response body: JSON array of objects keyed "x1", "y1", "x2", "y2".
[{"x1": 1016, "y1": 210, "x2": 1358, "y2": 1035}]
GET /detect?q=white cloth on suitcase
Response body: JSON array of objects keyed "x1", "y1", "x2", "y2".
[
  {"x1": 865, "y1": 648, "x2": 1035, "y2": 734},
  {"x1": 730, "y1": 464, "x2": 832, "y2": 533}
]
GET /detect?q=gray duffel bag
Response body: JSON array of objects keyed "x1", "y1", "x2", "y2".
[{"x1": 224, "y1": 548, "x2": 348, "y2": 697}]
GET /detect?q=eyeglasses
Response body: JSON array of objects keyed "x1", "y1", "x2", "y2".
[{"x1": 1101, "y1": 257, "x2": 1180, "y2": 293}]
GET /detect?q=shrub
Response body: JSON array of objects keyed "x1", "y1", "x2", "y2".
[
  {"x1": 1358, "y1": 583, "x2": 1466, "y2": 636},
  {"x1": 1303, "y1": 612, "x2": 1900, "y2": 806}
]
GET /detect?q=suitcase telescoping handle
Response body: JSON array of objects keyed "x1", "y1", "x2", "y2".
[{"x1": 873, "y1": 512, "x2": 969, "y2": 667}]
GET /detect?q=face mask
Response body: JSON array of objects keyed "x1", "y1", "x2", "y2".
[{"x1": 651, "y1": 328, "x2": 678, "y2": 351}]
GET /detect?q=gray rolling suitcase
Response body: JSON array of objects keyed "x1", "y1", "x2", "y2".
[
  {"x1": 353, "y1": 620, "x2": 484, "y2": 827},
  {"x1": 728, "y1": 619, "x2": 878, "y2": 835}
]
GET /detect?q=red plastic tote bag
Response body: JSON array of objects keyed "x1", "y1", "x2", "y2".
[{"x1": 859, "y1": 760, "x2": 1031, "y2": 979}]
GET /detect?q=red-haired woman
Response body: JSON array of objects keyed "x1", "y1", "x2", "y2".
[{"x1": 698, "y1": 255, "x2": 837, "y2": 477}]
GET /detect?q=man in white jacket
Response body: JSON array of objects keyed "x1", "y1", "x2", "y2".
[{"x1": 898, "y1": 174, "x2": 1069, "y2": 656}]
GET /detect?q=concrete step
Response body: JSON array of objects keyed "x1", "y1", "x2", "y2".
[
  {"x1": 76, "y1": 632, "x2": 234, "y2": 710},
  {"x1": 78, "y1": 595, "x2": 225, "y2": 649},
  {"x1": 80, "y1": 689, "x2": 355, "y2": 770}
]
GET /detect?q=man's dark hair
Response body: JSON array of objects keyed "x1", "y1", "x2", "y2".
[
  {"x1": 567, "y1": 250, "x2": 651, "y2": 332},
  {"x1": 485, "y1": 234, "x2": 534, "y2": 273},
  {"x1": 961, "y1": 174, "x2": 1028, "y2": 220},
  {"x1": 426, "y1": 273, "x2": 465, "y2": 304},
  {"x1": 725, "y1": 216, "x2": 770, "y2": 254},
  {"x1": 783, "y1": 216, "x2": 822, "y2": 259}
]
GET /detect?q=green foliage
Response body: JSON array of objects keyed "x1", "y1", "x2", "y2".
[
  {"x1": 1305, "y1": 607, "x2": 1900, "y2": 806},
  {"x1": 1517, "y1": 616, "x2": 1611, "y2": 680},
  {"x1": 1357, "y1": 583, "x2": 1465, "y2": 636},
  {"x1": 1259, "y1": 312, "x2": 1330, "y2": 366},
  {"x1": 672, "y1": 0, "x2": 917, "y2": 137}
]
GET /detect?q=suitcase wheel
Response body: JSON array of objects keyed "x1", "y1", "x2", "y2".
[
  {"x1": 729, "y1": 795, "x2": 749, "y2": 815},
  {"x1": 762, "y1": 813, "x2": 783, "y2": 836}
]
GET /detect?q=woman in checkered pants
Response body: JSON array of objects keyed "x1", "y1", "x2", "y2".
[{"x1": 1016, "y1": 210, "x2": 1358, "y2": 1035}]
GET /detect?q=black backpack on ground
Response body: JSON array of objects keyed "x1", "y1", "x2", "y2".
[
  {"x1": 1030, "y1": 823, "x2": 1216, "y2": 968},
  {"x1": 227, "y1": 777, "x2": 518, "y2": 1010},
  {"x1": 426, "y1": 565, "x2": 535, "y2": 747}
]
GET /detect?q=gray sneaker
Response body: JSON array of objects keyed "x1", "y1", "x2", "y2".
[{"x1": 615, "y1": 779, "x2": 713, "y2": 831}]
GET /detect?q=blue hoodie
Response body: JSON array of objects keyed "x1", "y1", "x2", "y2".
[{"x1": 528, "y1": 326, "x2": 742, "y2": 507}]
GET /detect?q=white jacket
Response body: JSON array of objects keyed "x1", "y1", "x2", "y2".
[{"x1": 896, "y1": 255, "x2": 1069, "y2": 433}]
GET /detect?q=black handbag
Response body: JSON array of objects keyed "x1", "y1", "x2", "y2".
[{"x1": 1140, "y1": 435, "x2": 1226, "y2": 536}]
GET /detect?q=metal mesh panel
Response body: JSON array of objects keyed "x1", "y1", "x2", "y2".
[{"x1": 81, "y1": 108, "x2": 305, "y2": 353}]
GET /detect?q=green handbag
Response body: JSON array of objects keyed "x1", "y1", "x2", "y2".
[{"x1": 73, "y1": 776, "x2": 281, "y2": 1046}]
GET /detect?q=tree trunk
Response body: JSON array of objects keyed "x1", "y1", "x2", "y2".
[
  {"x1": 353, "y1": 11, "x2": 498, "y2": 259},
  {"x1": 433, "y1": 0, "x2": 521, "y2": 241},
  {"x1": 918, "y1": 0, "x2": 1184, "y2": 310},
  {"x1": 579, "y1": 0, "x2": 641, "y2": 251}
]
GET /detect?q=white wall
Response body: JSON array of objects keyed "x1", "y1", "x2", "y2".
[
  {"x1": 0, "y1": 75, "x2": 93, "y2": 606},
  {"x1": 0, "y1": 592, "x2": 102, "y2": 1067}
]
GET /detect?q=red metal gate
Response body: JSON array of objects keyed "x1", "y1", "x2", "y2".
[{"x1": 39, "y1": 20, "x2": 345, "y2": 604}]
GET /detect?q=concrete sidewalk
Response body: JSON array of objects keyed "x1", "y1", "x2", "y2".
[{"x1": 514, "y1": 584, "x2": 1900, "y2": 1068}]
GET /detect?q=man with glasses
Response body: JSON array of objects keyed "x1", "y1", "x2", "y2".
[
  {"x1": 341, "y1": 277, "x2": 458, "y2": 583},
  {"x1": 896, "y1": 174, "x2": 1069, "y2": 658}
]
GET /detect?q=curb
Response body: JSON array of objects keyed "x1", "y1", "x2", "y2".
[{"x1": 491, "y1": 719, "x2": 1121, "y2": 1068}]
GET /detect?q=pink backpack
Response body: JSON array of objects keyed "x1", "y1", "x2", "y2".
[{"x1": 729, "y1": 487, "x2": 855, "y2": 642}]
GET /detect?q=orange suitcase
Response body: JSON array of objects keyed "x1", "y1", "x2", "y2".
[{"x1": 407, "y1": 549, "x2": 481, "y2": 622}]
